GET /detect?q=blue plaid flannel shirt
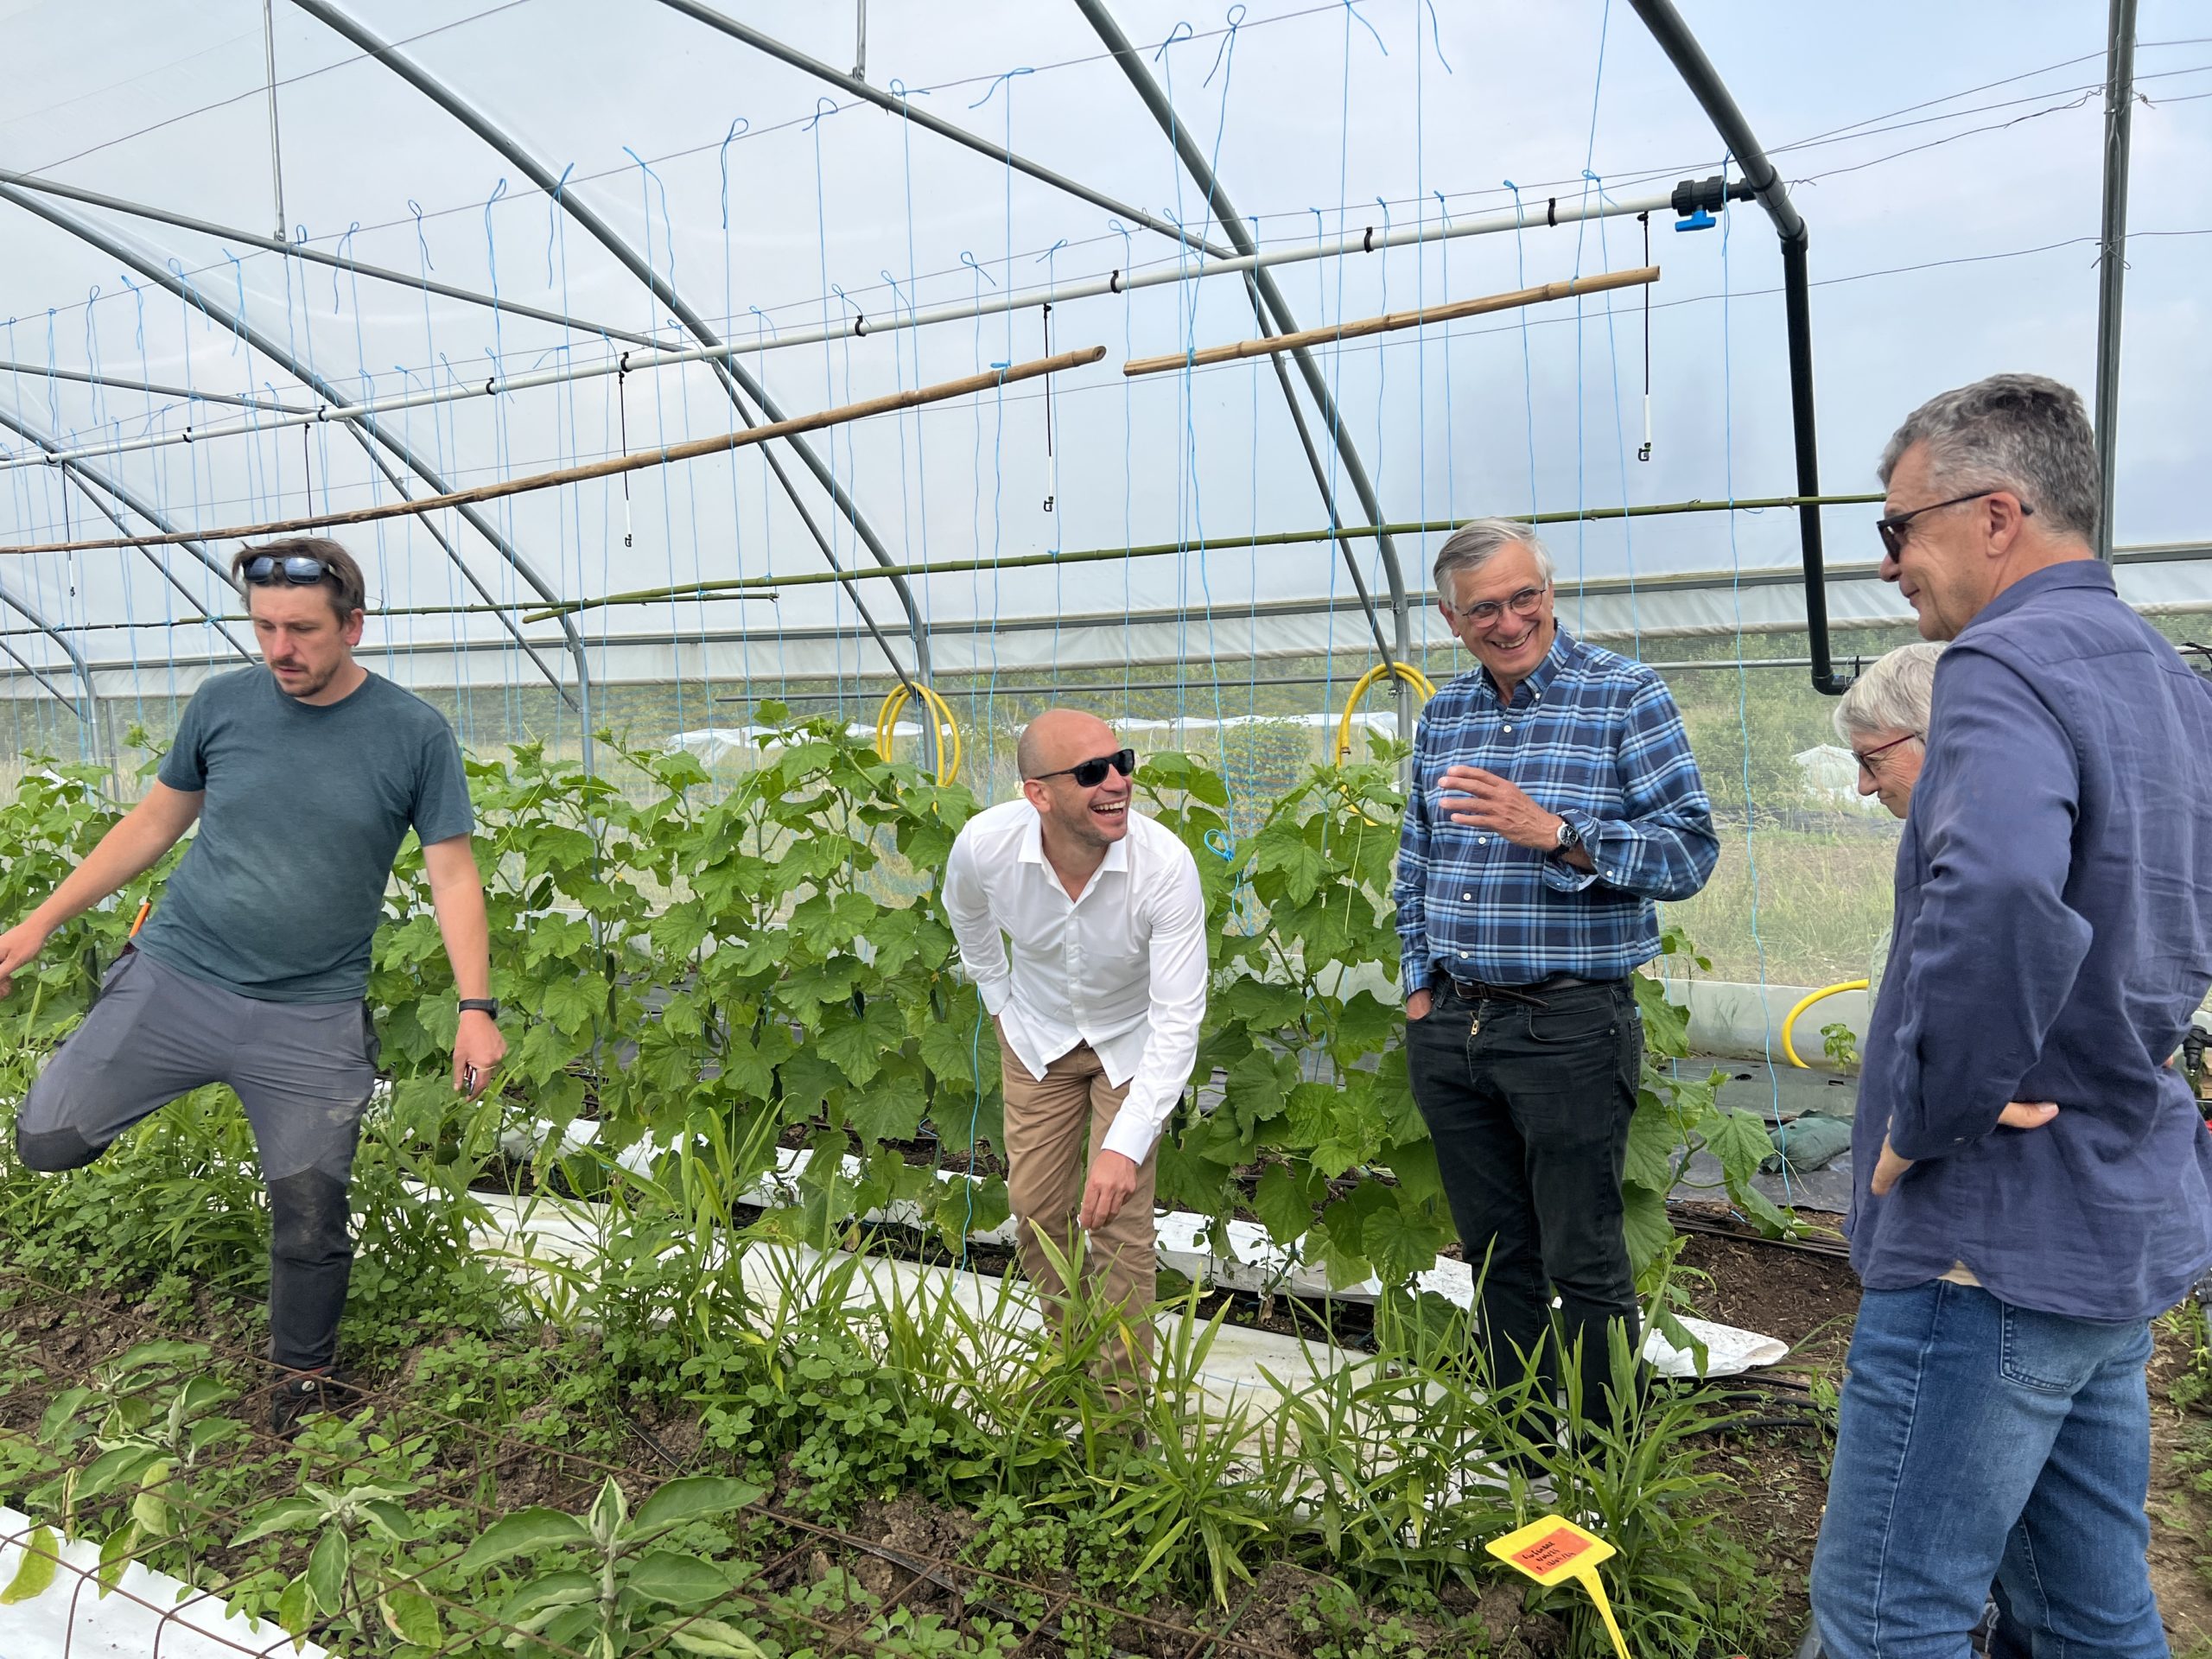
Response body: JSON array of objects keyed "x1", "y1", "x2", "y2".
[{"x1": 1395, "y1": 628, "x2": 1718, "y2": 991}]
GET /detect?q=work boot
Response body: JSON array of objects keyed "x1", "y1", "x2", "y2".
[{"x1": 269, "y1": 1369, "x2": 355, "y2": 1441}]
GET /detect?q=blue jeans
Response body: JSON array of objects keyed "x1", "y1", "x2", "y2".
[{"x1": 1811, "y1": 1281, "x2": 2164, "y2": 1659}]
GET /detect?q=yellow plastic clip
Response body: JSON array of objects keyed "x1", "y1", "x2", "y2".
[{"x1": 1486, "y1": 1516, "x2": 1630, "y2": 1659}]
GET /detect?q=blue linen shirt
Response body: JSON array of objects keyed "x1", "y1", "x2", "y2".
[
  {"x1": 1848, "y1": 561, "x2": 2212, "y2": 1322},
  {"x1": 1393, "y1": 628, "x2": 1718, "y2": 990}
]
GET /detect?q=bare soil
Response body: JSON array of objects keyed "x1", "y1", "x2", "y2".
[{"x1": 10, "y1": 1218, "x2": 2212, "y2": 1656}]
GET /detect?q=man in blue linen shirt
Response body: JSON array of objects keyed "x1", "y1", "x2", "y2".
[
  {"x1": 1395, "y1": 518, "x2": 1717, "y2": 1433},
  {"x1": 1810, "y1": 375, "x2": 2212, "y2": 1658}
]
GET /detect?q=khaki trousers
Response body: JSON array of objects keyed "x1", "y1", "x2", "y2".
[{"x1": 997, "y1": 1031, "x2": 1159, "y2": 1393}]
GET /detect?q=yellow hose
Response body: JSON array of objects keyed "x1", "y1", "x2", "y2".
[
  {"x1": 1334, "y1": 660, "x2": 1436, "y2": 765},
  {"x1": 874, "y1": 683, "x2": 963, "y2": 785},
  {"x1": 1783, "y1": 978, "x2": 1870, "y2": 1068}
]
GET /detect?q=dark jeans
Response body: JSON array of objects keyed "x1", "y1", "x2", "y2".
[
  {"x1": 1406, "y1": 976, "x2": 1642, "y2": 1429},
  {"x1": 15, "y1": 947, "x2": 378, "y2": 1372}
]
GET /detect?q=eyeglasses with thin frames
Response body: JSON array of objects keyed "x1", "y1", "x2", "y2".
[
  {"x1": 1853, "y1": 730, "x2": 1920, "y2": 779},
  {"x1": 1028, "y1": 748, "x2": 1137, "y2": 788},
  {"x1": 1875, "y1": 491, "x2": 2033, "y2": 560},
  {"x1": 1444, "y1": 582, "x2": 1549, "y2": 629}
]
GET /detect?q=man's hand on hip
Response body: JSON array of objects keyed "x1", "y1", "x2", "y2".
[
  {"x1": 453, "y1": 1009, "x2": 506, "y2": 1100},
  {"x1": 1406, "y1": 988, "x2": 1433, "y2": 1023},
  {"x1": 0, "y1": 920, "x2": 52, "y2": 999},
  {"x1": 1437, "y1": 766, "x2": 1562, "y2": 852},
  {"x1": 1081, "y1": 1149, "x2": 1141, "y2": 1230},
  {"x1": 1870, "y1": 1100, "x2": 2060, "y2": 1197}
]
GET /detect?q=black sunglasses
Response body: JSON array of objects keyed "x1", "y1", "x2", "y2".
[
  {"x1": 1876, "y1": 491, "x2": 2033, "y2": 560},
  {"x1": 241, "y1": 554, "x2": 334, "y2": 587},
  {"x1": 1029, "y1": 748, "x2": 1137, "y2": 788}
]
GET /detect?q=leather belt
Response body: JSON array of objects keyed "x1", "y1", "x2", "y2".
[{"x1": 1431, "y1": 967, "x2": 1619, "y2": 1006}]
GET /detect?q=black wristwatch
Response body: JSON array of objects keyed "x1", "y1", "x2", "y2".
[
  {"x1": 1553, "y1": 817, "x2": 1583, "y2": 857},
  {"x1": 459, "y1": 998, "x2": 500, "y2": 1019}
]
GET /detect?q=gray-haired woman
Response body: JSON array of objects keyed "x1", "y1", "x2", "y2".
[
  {"x1": 1836, "y1": 641, "x2": 1942, "y2": 821},
  {"x1": 1838, "y1": 643, "x2": 1943, "y2": 1007}
]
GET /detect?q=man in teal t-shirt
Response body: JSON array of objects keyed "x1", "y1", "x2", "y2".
[{"x1": 0, "y1": 537, "x2": 504, "y2": 1434}]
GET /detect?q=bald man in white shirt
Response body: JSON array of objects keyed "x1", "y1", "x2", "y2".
[{"x1": 943, "y1": 709, "x2": 1209, "y2": 1395}]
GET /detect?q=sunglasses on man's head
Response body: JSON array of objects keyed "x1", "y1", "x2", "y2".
[
  {"x1": 1030, "y1": 748, "x2": 1138, "y2": 788},
  {"x1": 241, "y1": 554, "x2": 333, "y2": 587}
]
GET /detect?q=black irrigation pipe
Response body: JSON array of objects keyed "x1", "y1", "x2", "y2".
[{"x1": 1669, "y1": 1209, "x2": 1853, "y2": 1261}]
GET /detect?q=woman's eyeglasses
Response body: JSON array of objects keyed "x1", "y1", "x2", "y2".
[
  {"x1": 1029, "y1": 748, "x2": 1138, "y2": 788},
  {"x1": 1853, "y1": 731, "x2": 1920, "y2": 778}
]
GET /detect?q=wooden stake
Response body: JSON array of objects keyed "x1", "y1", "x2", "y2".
[
  {"x1": 1122, "y1": 267, "x2": 1658, "y2": 378},
  {"x1": 0, "y1": 346, "x2": 1107, "y2": 560}
]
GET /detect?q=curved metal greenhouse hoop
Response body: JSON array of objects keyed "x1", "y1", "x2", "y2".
[
  {"x1": 287, "y1": 0, "x2": 937, "y2": 711},
  {"x1": 0, "y1": 402, "x2": 252, "y2": 662},
  {"x1": 0, "y1": 179, "x2": 598, "y2": 761}
]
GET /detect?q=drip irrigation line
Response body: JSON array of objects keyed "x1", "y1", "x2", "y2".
[
  {"x1": 0, "y1": 346, "x2": 1104, "y2": 558},
  {"x1": 1669, "y1": 1210, "x2": 1852, "y2": 1260}
]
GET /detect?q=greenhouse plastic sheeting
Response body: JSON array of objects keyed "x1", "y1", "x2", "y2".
[{"x1": 0, "y1": 1504, "x2": 326, "y2": 1657}]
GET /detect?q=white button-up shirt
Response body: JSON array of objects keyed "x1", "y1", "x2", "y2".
[{"x1": 942, "y1": 798, "x2": 1208, "y2": 1163}]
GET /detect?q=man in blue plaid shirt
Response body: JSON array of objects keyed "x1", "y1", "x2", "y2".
[{"x1": 1395, "y1": 518, "x2": 1717, "y2": 1433}]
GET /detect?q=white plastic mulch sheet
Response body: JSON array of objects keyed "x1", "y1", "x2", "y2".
[
  {"x1": 0, "y1": 1505, "x2": 325, "y2": 1657},
  {"x1": 499, "y1": 1116, "x2": 1790, "y2": 1379}
]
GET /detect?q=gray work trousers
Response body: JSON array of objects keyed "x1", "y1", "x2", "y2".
[{"x1": 13, "y1": 945, "x2": 378, "y2": 1371}]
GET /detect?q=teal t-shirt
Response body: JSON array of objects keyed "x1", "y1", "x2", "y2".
[{"x1": 137, "y1": 668, "x2": 473, "y2": 1002}]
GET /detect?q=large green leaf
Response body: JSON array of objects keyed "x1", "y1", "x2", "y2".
[
  {"x1": 1633, "y1": 973, "x2": 1691, "y2": 1059},
  {"x1": 1624, "y1": 1097, "x2": 1686, "y2": 1196},
  {"x1": 842, "y1": 1055, "x2": 928, "y2": 1143},
  {"x1": 627, "y1": 1548, "x2": 733, "y2": 1605},
  {"x1": 632, "y1": 1476, "x2": 767, "y2": 1534},
  {"x1": 0, "y1": 1525, "x2": 58, "y2": 1605},
  {"x1": 1358, "y1": 1186, "x2": 1449, "y2": 1287},
  {"x1": 1620, "y1": 1179, "x2": 1675, "y2": 1277},
  {"x1": 664, "y1": 1617, "x2": 773, "y2": 1658},
  {"x1": 378, "y1": 1592, "x2": 442, "y2": 1654},
  {"x1": 1251, "y1": 1161, "x2": 1320, "y2": 1247},
  {"x1": 454, "y1": 1506, "x2": 590, "y2": 1573},
  {"x1": 305, "y1": 1525, "x2": 349, "y2": 1617},
  {"x1": 918, "y1": 1007, "x2": 987, "y2": 1088}
]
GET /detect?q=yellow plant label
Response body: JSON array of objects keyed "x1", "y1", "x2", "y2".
[{"x1": 1487, "y1": 1516, "x2": 1632, "y2": 1659}]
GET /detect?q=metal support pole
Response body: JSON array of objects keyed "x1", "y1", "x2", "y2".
[
  {"x1": 1072, "y1": 0, "x2": 1416, "y2": 740},
  {"x1": 0, "y1": 168, "x2": 661, "y2": 350},
  {"x1": 0, "y1": 359, "x2": 312, "y2": 415},
  {"x1": 2094, "y1": 0, "x2": 2138, "y2": 563},
  {"x1": 1626, "y1": 0, "x2": 1850, "y2": 695},
  {"x1": 0, "y1": 403, "x2": 253, "y2": 659},
  {"x1": 262, "y1": 0, "x2": 287, "y2": 241},
  {"x1": 0, "y1": 574, "x2": 102, "y2": 757}
]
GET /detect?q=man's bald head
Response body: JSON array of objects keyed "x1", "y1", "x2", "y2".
[{"x1": 1018, "y1": 708, "x2": 1117, "y2": 780}]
